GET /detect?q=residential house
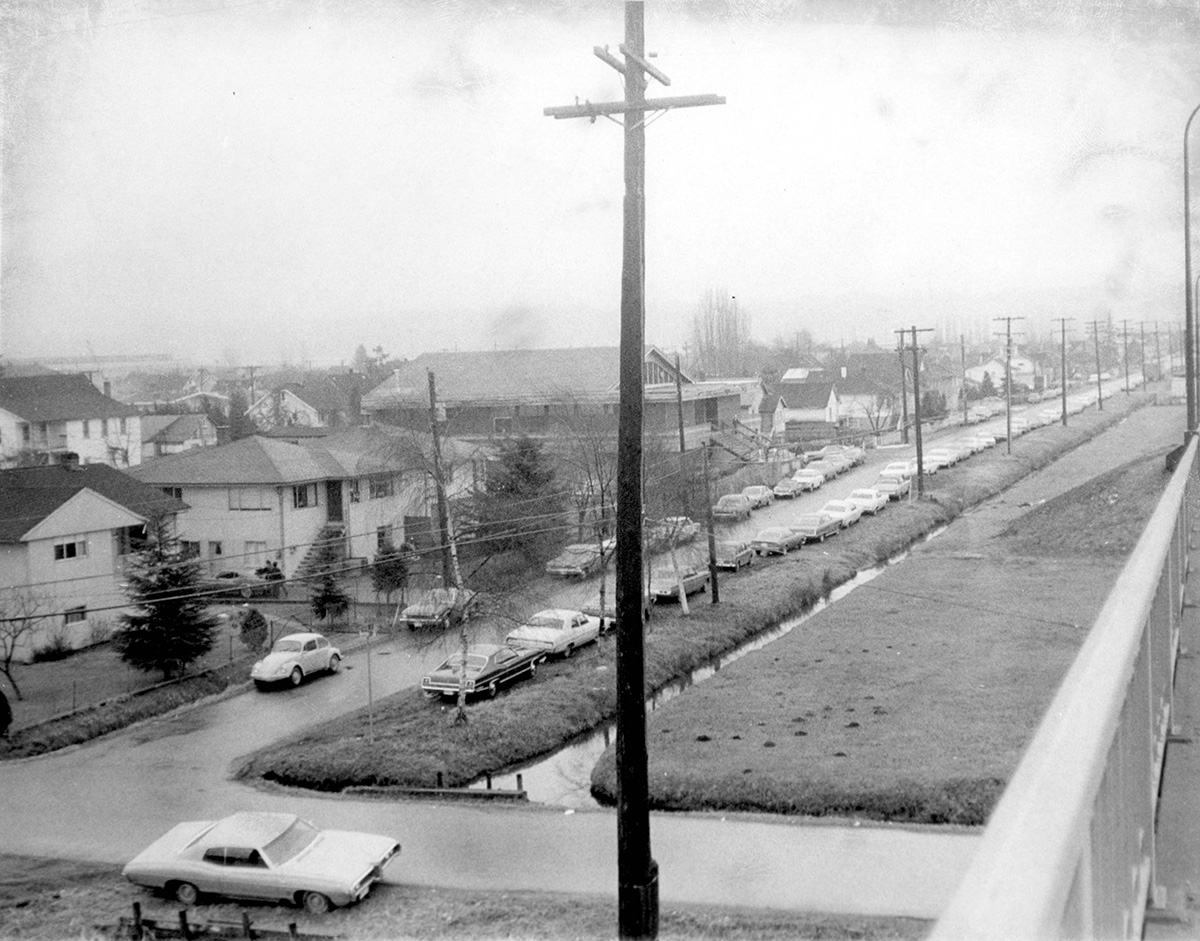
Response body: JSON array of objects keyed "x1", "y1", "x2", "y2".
[
  {"x1": 0, "y1": 374, "x2": 142, "y2": 469},
  {"x1": 0, "y1": 464, "x2": 186, "y2": 662},
  {"x1": 361, "y1": 346, "x2": 744, "y2": 452},
  {"x1": 247, "y1": 377, "x2": 360, "y2": 432},
  {"x1": 774, "y1": 381, "x2": 840, "y2": 442},
  {"x1": 128, "y1": 429, "x2": 484, "y2": 580},
  {"x1": 140, "y1": 414, "x2": 219, "y2": 461},
  {"x1": 966, "y1": 354, "x2": 1038, "y2": 392}
]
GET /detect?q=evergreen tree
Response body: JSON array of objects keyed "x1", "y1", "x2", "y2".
[
  {"x1": 227, "y1": 387, "x2": 257, "y2": 440},
  {"x1": 371, "y1": 536, "x2": 411, "y2": 603},
  {"x1": 470, "y1": 435, "x2": 559, "y2": 558},
  {"x1": 113, "y1": 516, "x2": 217, "y2": 680},
  {"x1": 240, "y1": 607, "x2": 268, "y2": 651},
  {"x1": 309, "y1": 537, "x2": 350, "y2": 622}
]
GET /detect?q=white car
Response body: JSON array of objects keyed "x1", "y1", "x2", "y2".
[
  {"x1": 791, "y1": 468, "x2": 826, "y2": 490},
  {"x1": 968, "y1": 432, "x2": 997, "y2": 449},
  {"x1": 845, "y1": 488, "x2": 888, "y2": 515},
  {"x1": 251, "y1": 633, "x2": 341, "y2": 689},
  {"x1": 881, "y1": 460, "x2": 917, "y2": 480},
  {"x1": 924, "y1": 448, "x2": 957, "y2": 470},
  {"x1": 505, "y1": 608, "x2": 603, "y2": 658},
  {"x1": 820, "y1": 499, "x2": 863, "y2": 528}
]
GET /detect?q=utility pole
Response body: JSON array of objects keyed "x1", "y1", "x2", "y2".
[
  {"x1": 1120, "y1": 319, "x2": 1132, "y2": 393},
  {"x1": 896, "y1": 332, "x2": 910, "y2": 444},
  {"x1": 960, "y1": 334, "x2": 968, "y2": 426},
  {"x1": 1154, "y1": 321, "x2": 1163, "y2": 381},
  {"x1": 545, "y1": 8, "x2": 723, "y2": 937},
  {"x1": 903, "y1": 326, "x2": 934, "y2": 494},
  {"x1": 427, "y1": 370, "x2": 461, "y2": 590},
  {"x1": 701, "y1": 448, "x2": 719, "y2": 604},
  {"x1": 1088, "y1": 320, "x2": 1105, "y2": 411},
  {"x1": 1052, "y1": 317, "x2": 1073, "y2": 427},
  {"x1": 674, "y1": 354, "x2": 686, "y2": 453},
  {"x1": 994, "y1": 317, "x2": 1024, "y2": 455},
  {"x1": 245, "y1": 365, "x2": 259, "y2": 407}
]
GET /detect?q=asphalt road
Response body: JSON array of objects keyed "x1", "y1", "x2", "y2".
[{"x1": 0, "y1": 379, "x2": 1139, "y2": 922}]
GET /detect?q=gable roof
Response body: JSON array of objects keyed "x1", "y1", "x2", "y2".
[
  {"x1": 141, "y1": 413, "x2": 216, "y2": 445},
  {"x1": 129, "y1": 435, "x2": 348, "y2": 486},
  {"x1": 0, "y1": 464, "x2": 186, "y2": 543},
  {"x1": 0, "y1": 373, "x2": 139, "y2": 422},
  {"x1": 362, "y1": 346, "x2": 688, "y2": 409},
  {"x1": 779, "y1": 381, "x2": 838, "y2": 409}
]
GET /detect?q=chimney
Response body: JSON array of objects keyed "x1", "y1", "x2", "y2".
[{"x1": 103, "y1": 380, "x2": 112, "y2": 398}]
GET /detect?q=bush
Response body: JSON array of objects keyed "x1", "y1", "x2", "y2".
[
  {"x1": 31, "y1": 632, "x2": 73, "y2": 663},
  {"x1": 240, "y1": 608, "x2": 268, "y2": 651}
]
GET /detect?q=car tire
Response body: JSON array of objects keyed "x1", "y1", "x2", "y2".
[
  {"x1": 301, "y1": 891, "x2": 331, "y2": 914},
  {"x1": 173, "y1": 882, "x2": 199, "y2": 906},
  {"x1": 328, "y1": 654, "x2": 341, "y2": 674},
  {"x1": 289, "y1": 666, "x2": 303, "y2": 687},
  {"x1": 487, "y1": 681, "x2": 499, "y2": 698},
  {"x1": 563, "y1": 644, "x2": 574, "y2": 659}
]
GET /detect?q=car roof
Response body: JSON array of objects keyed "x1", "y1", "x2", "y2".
[
  {"x1": 275, "y1": 632, "x2": 325, "y2": 643},
  {"x1": 200, "y1": 812, "x2": 299, "y2": 848},
  {"x1": 528, "y1": 608, "x2": 580, "y2": 620}
]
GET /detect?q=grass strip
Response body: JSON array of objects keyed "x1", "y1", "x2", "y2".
[{"x1": 235, "y1": 398, "x2": 1148, "y2": 801}]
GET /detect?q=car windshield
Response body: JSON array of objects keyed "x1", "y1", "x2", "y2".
[
  {"x1": 716, "y1": 496, "x2": 741, "y2": 506},
  {"x1": 851, "y1": 491, "x2": 875, "y2": 499},
  {"x1": 758, "y1": 529, "x2": 786, "y2": 538},
  {"x1": 271, "y1": 639, "x2": 303, "y2": 653},
  {"x1": 825, "y1": 503, "x2": 847, "y2": 512},
  {"x1": 262, "y1": 818, "x2": 319, "y2": 866},
  {"x1": 796, "y1": 516, "x2": 822, "y2": 525}
]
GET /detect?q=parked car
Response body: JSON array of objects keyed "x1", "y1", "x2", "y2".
[
  {"x1": 251, "y1": 633, "x2": 341, "y2": 689},
  {"x1": 803, "y1": 444, "x2": 859, "y2": 463},
  {"x1": 646, "y1": 517, "x2": 700, "y2": 550},
  {"x1": 741, "y1": 485, "x2": 774, "y2": 509},
  {"x1": 122, "y1": 811, "x2": 400, "y2": 913},
  {"x1": 712, "y1": 493, "x2": 753, "y2": 522},
  {"x1": 714, "y1": 540, "x2": 754, "y2": 570},
  {"x1": 200, "y1": 569, "x2": 279, "y2": 600},
  {"x1": 421, "y1": 643, "x2": 544, "y2": 699},
  {"x1": 750, "y1": 527, "x2": 806, "y2": 556},
  {"x1": 773, "y1": 477, "x2": 806, "y2": 499},
  {"x1": 967, "y1": 432, "x2": 997, "y2": 449},
  {"x1": 875, "y1": 475, "x2": 912, "y2": 500},
  {"x1": 789, "y1": 512, "x2": 840, "y2": 543},
  {"x1": 881, "y1": 460, "x2": 918, "y2": 480},
  {"x1": 822, "y1": 454, "x2": 854, "y2": 475},
  {"x1": 649, "y1": 566, "x2": 710, "y2": 602},
  {"x1": 819, "y1": 500, "x2": 863, "y2": 528},
  {"x1": 923, "y1": 449, "x2": 955, "y2": 472},
  {"x1": 545, "y1": 539, "x2": 615, "y2": 578},
  {"x1": 399, "y1": 587, "x2": 478, "y2": 630},
  {"x1": 845, "y1": 487, "x2": 889, "y2": 515},
  {"x1": 806, "y1": 459, "x2": 841, "y2": 480},
  {"x1": 505, "y1": 608, "x2": 603, "y2": 658},
  {"x1": 790, "y1": 468, "x2": 826, "y2": 491}
]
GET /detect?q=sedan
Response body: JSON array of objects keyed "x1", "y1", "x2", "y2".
[
  {"x1": 123, "y1": 811, "x2": 400, "y2": 914},
  {"x1": 875, "y1": 475, "x2": 912, "y2": 500},
  {"x1": 791, "y1": 468, "x2": 826, "y2": 491},
  {"x1": 200, "y1": 569, "x2": 280, "y2": 600},
  {"x1": 881, "y1": 460, "x2": 917, "y2": 480},
  {"x1": 421, "y1": 644, "x2": 544, "y2": 699},
  {"x1": 545, "y1": 539, "x2": 615, "y2": 578},
  {"x1": 741, "y1": 485, "x2": 774, "y2": 509},
  {"x1": 806, "y1": 459, "x2": 841, "y2": 480},
  {"x1": 789, "y1": 512, "x2": 840, "y2": 543},
  {"x1": 773, "y1": 477, "x2": 806, "y2": 499},
  {"x1": 845, "y1": 488, "x2": 889, "y2": 515},
  {"x1": 712, "y1": 493, "x2": 753, "y2": 522},
  {"x1": 251, "y1": 633, "x2": 341, "y2": 689},
  {"x1": 820, "y1": 500, "x2": 863, "y2": 528},
  {"x1": 400, "y1": 587, "x2": 479, "y2": 630},
  {"x1": 714, "y1": 540, "x2": 754, "y2": 570},
  {"x1": 751, "y1": 527, "x2": 806, "y2": 556},
  {"x1": 505, "y1": 608, "x2": 603, "y2": 658},
  {"x1": 646, "y1": 516, "x2": 701, "y2": 550},
  {"x1": 650, "y1": 567, "x2": 710, "y2": 602}
]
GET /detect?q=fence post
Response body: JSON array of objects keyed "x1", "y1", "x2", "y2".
[
  {"x1": 131, "y1": 901, "x2": 143, "y2": 940},
  {"x1": 241, "y1": 910, "x2": 254, "y2": 939},
  {"x1": 516, "y1": 773, "x2": 524, "y2": 792},
  {"x1": 178, "y1": 909, "x2": 194, "y2": 940}
]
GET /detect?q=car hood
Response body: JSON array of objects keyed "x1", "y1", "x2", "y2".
[{"x1": 279, "y1": 831, "x2": 400, "y2": 884}]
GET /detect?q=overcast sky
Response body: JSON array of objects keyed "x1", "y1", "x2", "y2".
[{"x1": 3, "y1": 1, "x2": 1200, "y2": 366}]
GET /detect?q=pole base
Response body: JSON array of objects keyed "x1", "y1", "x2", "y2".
[{"x1": 618, "y1": 860, "x2": 659, "y2": 940}]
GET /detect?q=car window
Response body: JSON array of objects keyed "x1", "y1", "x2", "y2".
[
  {"x1": 262, "y1": 818, "x2": 319, "y2": 867},
  {"x1": 203, "y1": 847, "x2": 227, "y2": 866},
  {"x1": 315, "y1": 637, "x2": 328, "y2": 649},
  {"x1": 272, "y1": 639, "x2": 303, "y2": 652}
]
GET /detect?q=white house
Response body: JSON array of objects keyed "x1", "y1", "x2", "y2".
[
  {"x1": 966, "y1": 355, "x2": 1037, "y2": 391},
  {"x1": 773, "y1": 381, "x2": 840, "y2": 437},
  {"x1": 128, "y1": 429, "x2": 485, "y2": 580},
  {"x1": 0, "y1": 374, "x2": 142, "y2": 469},
  {"x1": 140, "y1": 413, "x2": 219, "y2": 461},
  {"x1": 0, "y1": 464, "x2": 186, "y2": 662}
]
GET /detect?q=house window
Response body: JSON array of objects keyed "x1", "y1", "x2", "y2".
[
  {"x1": 20, "y1": 423, "x2": 29, "y2": 443},
  {"x1": 494, "y1": 417, "x2": 512, "y2": 434},
  {"x1": 245, "y1": 541, "x2": 268, "y2": 566},
  {"x1": 348, "y1": 480, "x2": 361, "y2": 503},
  {"x1": 208, "y1": 541, "x2": 223, "y2": 558},
  {"x1": 163, "y1": 487, "x2": 183, "y2": 500},
  {"x1": 513, "y1": 406, "x2": 521, "y2": 417},
  {"x1": 181, "y1": 541, "x2": 200, "y2": 559},
  {"x1": 64, "y1": 606, "x2": 87, "y2": 625},
  {"x1": 543, "y1": 404, "x2": 550, "y2": 415},
  {"x1": 229, "y1": 487, "x2": 271, "y2": 511},
  {"x1": 120, "y1": 417, "x2": 127, "y2": 434},
  {"x1": 377, "y1": 526, "x2": 391, "y2": 549},
  {"x1": 114, "y1": 525, "x2": 147, "y2": 556},
  {"x1": 82, "y1": 420, "x2": 91, "y2": 439},
  {"x1": 292, "y1": 483, "x2": 318, "y2": 509},
  {"x1": 368, "y1": 474, "x2": 394, "y2": 499},
  {"x1": 54, "y1": 537, "x2": 88, "y2": 561},
  {"x1": 101, "y1": 419, "x2": 108, "y2": 437}
]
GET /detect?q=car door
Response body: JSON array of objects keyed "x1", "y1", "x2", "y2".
[
  {"x1": 220, "y1": 847, "x2": 281, "y2": 901},
  {"x1": 301, "y1": 637, "x2": 320, "y2": 673}
]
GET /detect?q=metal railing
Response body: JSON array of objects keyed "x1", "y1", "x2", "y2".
[{"x1": 932, "y1": 438, "x2": 1193, "y2": 939}]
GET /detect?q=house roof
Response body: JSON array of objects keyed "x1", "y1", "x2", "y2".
[
  {"x1": 779, "y1": 381, "x2": 838, "y2": 408},
  {"x1": 250, "y1": 380, "x2": 351, "y2": 417},
  {"x1": 0, "y1": 373, "x2": 139, "y2": 422},
  {"x1": 0, "y1": 464, "x2": 187, "y2": 543},
  {"x1": 141, "y1": 414, "x2": 216, "y2": 445},
  {"x1": 361, "y1": 346, "x2": 688, "y2": 409}
]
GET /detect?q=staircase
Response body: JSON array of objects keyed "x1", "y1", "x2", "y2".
[{"x1": 709, "y1": 424, "x2": 763, "y2": 463}]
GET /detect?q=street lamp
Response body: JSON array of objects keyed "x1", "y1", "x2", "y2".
[{"x1": 1183, "y1": 102, "x2": 1200, "y2": 433}]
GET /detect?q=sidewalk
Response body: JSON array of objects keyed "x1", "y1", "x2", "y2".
[{"x1": 1146, "y1": 505, "x2": 1200, "y2": 937}]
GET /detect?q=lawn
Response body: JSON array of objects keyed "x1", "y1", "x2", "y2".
[{"x1": 235, "y1": 394, "x2": 1172, "y2": 824}]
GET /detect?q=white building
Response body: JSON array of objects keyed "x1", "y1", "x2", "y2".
[
  {"x1": 0, "y1": 373, "x2": 142, "y2": 469},
  {"x1": 0, "y1": 464, "x2": 186, "y2": 662}
]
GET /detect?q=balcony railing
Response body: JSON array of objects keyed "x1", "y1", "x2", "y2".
[{"x1": 932, "y1": 438, "x2": 1194, "y2": 939}]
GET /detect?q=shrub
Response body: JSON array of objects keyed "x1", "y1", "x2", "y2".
[
  {"x1": 31, "y1": 631, "x2": 72, "y2": 663},
  {"x1": 240, "y1": 608, "x2": 268, "y2": 651}
]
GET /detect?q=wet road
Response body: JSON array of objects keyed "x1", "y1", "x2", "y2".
[{"x1": 0, "y1": 383, "x2": 1135, "y2": 920}]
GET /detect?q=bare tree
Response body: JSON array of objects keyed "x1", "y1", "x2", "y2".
[
  {"x1": 0, "y1": 588, "x2": 51, "y2": 700},
  {"x1": 690, "y1": 287, "x2": 751, "y2": 378}
]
